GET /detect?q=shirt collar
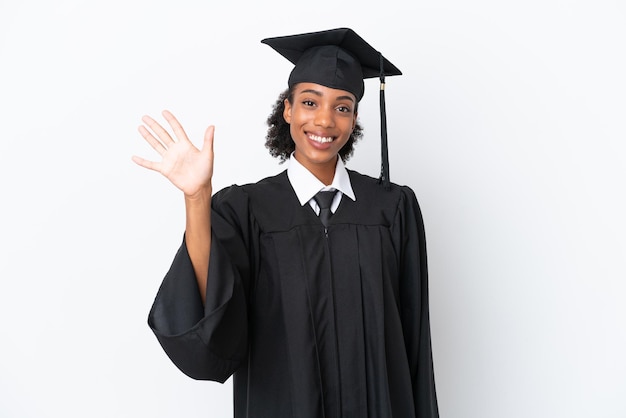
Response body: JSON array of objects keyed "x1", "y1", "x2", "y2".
[{"x1": 287, "y1": 153, "x2": 356, "y2": 206}]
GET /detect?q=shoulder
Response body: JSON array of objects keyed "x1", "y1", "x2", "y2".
[
  {"x1": 347, "y1": 169, "x2": 419, "y2": 211},
  {"x1": 212, "y1": 171, "x2": 289, "y2": 204},
  {"x1": 211, "y1": 171, "x2": 296, "y2": 229},
  {"x1": 212, "y1": 170, "x2": 309, "y2": 232}
]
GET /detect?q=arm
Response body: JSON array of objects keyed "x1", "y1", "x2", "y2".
[
  {"x1": 184, "y1": 190, "x2": 211, "y2": 304},
  {"x1": 133, "y1": 110, "x2": 213, "y2": 303},
  {"x1": 135, "y1": 111, "x2": 248, "y2": 381}
]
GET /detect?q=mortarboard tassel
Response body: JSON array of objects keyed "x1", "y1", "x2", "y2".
[{"x1": 378, "y1": 52, "x2": 391, "y2": 190}]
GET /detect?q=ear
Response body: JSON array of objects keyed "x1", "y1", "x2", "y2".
[
  {"x1": 283, "y1": 98, "x2": 292, "y2": 124},
  {"x1": 352, "y1": 111, "x2": 358, "y2": 130}
]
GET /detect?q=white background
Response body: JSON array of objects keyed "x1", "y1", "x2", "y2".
[{"x1": 1, "y1": 1, "x2": 625, "y2": 417}]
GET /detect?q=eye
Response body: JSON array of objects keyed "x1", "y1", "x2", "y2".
[
  {"x1": 336, "y1": 105, "x2": 352, "y2": 113},
  {"x1": 302, "y1": 100, "x2": 316, "y2": 107}
]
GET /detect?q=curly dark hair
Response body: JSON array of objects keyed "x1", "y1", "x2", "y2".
[{"x1": 265, "y1": 86, "x2": 364, "y2": 162}]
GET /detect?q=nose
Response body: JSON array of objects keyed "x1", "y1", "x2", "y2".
[{"x1": 314, "y1": 106, "x2": 335, "y2": 128}]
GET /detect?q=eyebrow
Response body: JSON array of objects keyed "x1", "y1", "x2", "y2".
[{"x1": 300, "y1": 88, "x2": 355, "y2": 103}]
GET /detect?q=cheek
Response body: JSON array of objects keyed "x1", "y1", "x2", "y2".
[
  {"x1": 288, "y1": 123, "x2": 298, "y2": 143},
  {"x1": 344, "y1": 118, "x2": 356, "y2": 136}
]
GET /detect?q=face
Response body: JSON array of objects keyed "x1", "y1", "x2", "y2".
[{"x1": 283, "y1": 82, "x2": 358, "y2": 176}]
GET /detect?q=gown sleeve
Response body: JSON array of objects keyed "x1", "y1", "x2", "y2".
[
  {"x1": 147, "y1": 186, "x2": 253, "y2": 383},
  {"x1": 395, "y1": 186, "x2": 440, "y2": 417}
]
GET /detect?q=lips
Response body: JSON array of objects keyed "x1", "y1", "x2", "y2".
[{"x1": 308, "y1": 133, "x2": 334, "y2": 143}]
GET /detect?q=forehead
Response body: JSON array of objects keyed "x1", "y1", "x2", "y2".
[{"x1": 292, "y1": 82, "x2": 357, "y2": 101}]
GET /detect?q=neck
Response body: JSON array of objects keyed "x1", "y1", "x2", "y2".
[
  {"x1": 295, "y1": 153, "x2": 337, "y2": 186},
  {"x1": 314, "y1": 169, "x2": 335, "y2": 186}
]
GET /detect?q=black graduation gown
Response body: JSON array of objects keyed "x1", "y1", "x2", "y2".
[{"x1": 148, "y1": 170, "x2": 439, "y2": 418}]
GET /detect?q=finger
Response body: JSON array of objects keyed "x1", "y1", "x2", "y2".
[
  {"x1": 162, "y1": 110, "x2": 191, "y2": 144},
  {"x1": 138, "y1": 125, "x2": 167, "y2": 155},
  {"x1": 202, "y1": 125, "x2": 215, "y2": 154},
  {"x1": 141, "y1": 114, "x2": 175, "y2": 147},
  {"x1": 201, "y1": 126, "x2": 215, "y2": 165},
  {"x1": 131, "y1": 155, "x2": 162, "y2": 172}
]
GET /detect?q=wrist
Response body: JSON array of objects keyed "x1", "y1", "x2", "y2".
[{"x1": 184, "y1": 184, "x2": 213, "y2": 203}]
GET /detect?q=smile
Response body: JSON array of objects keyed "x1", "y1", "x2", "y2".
[{"x1": 308, "y1": 134, "x2": 334, "y2": 143}]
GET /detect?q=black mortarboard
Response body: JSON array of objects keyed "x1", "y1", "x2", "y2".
[{"x1": 261, "y1": 28, "x2": 402, "y2": 188}]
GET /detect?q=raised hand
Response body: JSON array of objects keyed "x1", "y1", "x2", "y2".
[{"x1": 133, "y1": 110, "x2": 214, "y2": 198}]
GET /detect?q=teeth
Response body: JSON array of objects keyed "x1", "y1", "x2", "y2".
[{"x1": 309, "y1": 134, "x2": 333, "y2": 143}]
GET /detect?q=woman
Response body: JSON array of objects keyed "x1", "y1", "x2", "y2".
[{"x1": 134, "y1": 28, "x2": 439, "y2": 418}]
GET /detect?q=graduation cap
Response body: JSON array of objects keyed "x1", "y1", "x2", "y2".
[{"x1": 261, "y1": 28, "x2": 402, "y2": 188}]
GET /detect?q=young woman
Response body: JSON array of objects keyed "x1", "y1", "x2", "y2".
[{"x1": 134, "y1": 28, "x2": 439, "y2": 418}]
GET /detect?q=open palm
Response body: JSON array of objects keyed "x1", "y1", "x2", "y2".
[{"x1": 133, "y1": 110, "x2": 214, "y2": 198}]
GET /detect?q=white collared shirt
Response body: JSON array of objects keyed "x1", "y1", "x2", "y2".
[{"x1": 287, "y1": 153, "x2": 356, "y2": 215}]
